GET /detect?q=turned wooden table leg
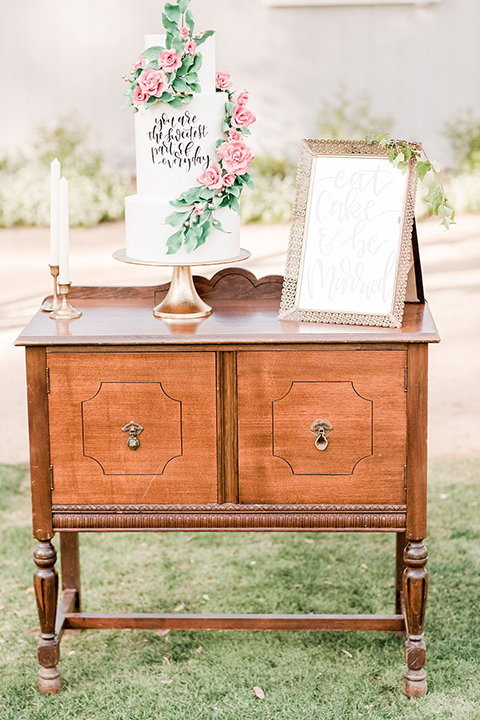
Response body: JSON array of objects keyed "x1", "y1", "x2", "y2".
[
  {"x1": 403, "y1": 540, "x2": 428, "y2": 698},
  {"x1": 33, "y1": 540, "x2": 61, "y2": 693}
]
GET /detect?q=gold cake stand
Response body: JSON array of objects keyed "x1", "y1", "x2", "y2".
[{"x1": 113, "y1": 248, "x2": 251, "y2": 319}]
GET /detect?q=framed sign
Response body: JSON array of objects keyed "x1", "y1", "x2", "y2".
[{"x1": 279, "y1": 139, "x2": 420, "y2": 327}]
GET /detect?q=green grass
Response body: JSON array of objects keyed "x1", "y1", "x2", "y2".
[{"x1": 0, "y1": 459, "x2": 479, "y2": 719}]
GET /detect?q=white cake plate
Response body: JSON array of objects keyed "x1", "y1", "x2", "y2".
[{"x1": 113, "y1": 248, "x2": 251, "y2": 319}]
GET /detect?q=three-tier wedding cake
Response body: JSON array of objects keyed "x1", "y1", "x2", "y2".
[{"x1": 123, "y1": 1, "x2": 255, "y2": 264}]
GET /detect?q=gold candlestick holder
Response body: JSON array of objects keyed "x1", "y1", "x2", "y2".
[
  {"x1": 113, "y1": 248, "x2": 251, "y2": 320},
  {"x1": 42, "y1": 265, "x2": 61, "y2": 312},
  {"x1": 49, "y1": 282, "x2": 82, "y2": 320}
]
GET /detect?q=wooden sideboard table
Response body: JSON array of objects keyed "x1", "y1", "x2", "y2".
[{"x1": 15, "y1": 268, "x2": 439, "y2": 697}]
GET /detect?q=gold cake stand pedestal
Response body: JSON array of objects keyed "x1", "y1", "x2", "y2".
[{"x1": 113, "y1": 248, "x2": 251, "y2": 320}]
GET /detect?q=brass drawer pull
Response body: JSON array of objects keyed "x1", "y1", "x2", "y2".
[
  {"x1": 122, "y1": 421, "x2": 144, "y2": 451},
  {"x1": 310, "y1": 419, "x2": 333, "y2": 451}
]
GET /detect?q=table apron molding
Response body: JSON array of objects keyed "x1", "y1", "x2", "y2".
[{"x1": 52, "y1": 503, "x2": 407, "y2": 532}]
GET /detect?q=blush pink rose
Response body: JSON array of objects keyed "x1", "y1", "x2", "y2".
[
  {"x1": 197, "y1": 162, "x2": 224, "y2": 190},
  {"x1": 180, "y1": 26, "x2": 189, "y2": 39},
  {"x1": 228, "y1": 128, "x2": 243, "y2": 142},
  {"x1": 236, "y1": 91, "x2": 249, "y2": 106},
  {"x1": 138, "y1": 67, "x2": 169, "y2": 97},
  {"x1": 130, "y1": 56, "x2": 146, "y2": 74},
  {"x1": 158, "y1": 49, "x2": 182, "y2": 73},
  {"x1": 194, "y1": 203, "x2": 205, "y2": 216},
  {"x1": 223, "y1": 173, "x2": 236, "y2": 188},
  {"x1": 217, "y1": 141, "x2": 255, "y2": 175},
  {"x1": 215, "y1": 71, "x2": 233, "y2": 91},
  {"x1": 185, "y1": 39, "x2": 197, "y2": 55},
  {"x1": 133, "y1": 86, "x2": 149, "y2": 105},
  {"x1": 231, "y1": 104, "x2": 256, "y2": 129}
]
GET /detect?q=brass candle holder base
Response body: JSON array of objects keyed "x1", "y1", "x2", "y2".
[
  {"x1": 50, "y1": 282, "x2": 82, "y2": 320},
  {"x1": 42, "y1": 265, "x2": 61, "y2": 312},
  {"x1": 113, "y1": 248, "x2": 251, "y2": 320}
]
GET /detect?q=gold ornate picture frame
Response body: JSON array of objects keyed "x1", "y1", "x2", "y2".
[{"x1": 279, "y1": 139, "x2": 420, "y2": 328}]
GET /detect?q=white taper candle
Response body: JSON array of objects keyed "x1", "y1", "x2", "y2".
[
  {"x1": 50, "y1": 158, "x2": 61, "y2": 266},
  {"x1": 58, "y1": 177, "x2": 70, "y2": 284}
]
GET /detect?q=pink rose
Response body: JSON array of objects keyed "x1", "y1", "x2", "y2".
[
  {"x1": 130, "y1": 56, "x2": 146, "y2": 74},
  {"x1": 133, "y1": 86, "x2": 149, "y2": 105},
  {"x1": 194, "y1": 203, "x2": 205, "y2": 216},
  {"x1": 215, "y1": 71, "x2": 233, "y2": 91},
  {"x1": 197, "y1": 162, "x2": 224, "y2": 190},
  {"x1": 185, "y1": 39, "x2": 197, "y2": 55},
  {"x1": 223, "y1": 173, "x2": 236, "y2": 188},
  {"x1": 138, "y1": 67, "x2": 169, "y2": 97},
  {"x1": 180, "y1": 26, "x2": 189, "y2": 39},
  {"x1": 228, "y1": 128, "x2": 243, "y2": 142},
  {"x1": 236, "y1": 91, "x2": 249, "y2": 106},
  {"x1": 217, "y1": 141, "x2": 255, "y2": 175},
  {"x1": 231, "y1": 104, "x2": 256, "y2": 129},
  {"x1": 158, "y1": 49, "x2": 182, "y2": 73}
]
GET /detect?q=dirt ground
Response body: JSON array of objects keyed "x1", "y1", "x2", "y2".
[{"x1": 1, "y1": 215, "x2": 479, "y2": 464}]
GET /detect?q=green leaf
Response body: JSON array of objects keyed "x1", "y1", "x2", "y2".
[
  {"x1": 364, "y1": 133, "x2": 376, "y2": 146},
  {"x1": 164, "y1": 210, "x2": 191, "y2": 227},
  {"x1": 211, "y1": 216, "x2": 230, "y2": 234},
  {"x1": 437, "y1": 203, "x2": 454, "y2": 219},
  {"x1": 166, "y1": 227, "x2": 185, "y2": 254},
  {"x1": 196, "y1": 219, "x2": 211, "y2": 248},
  {"x1": 146, "y1": 96, "x2": 158, "y2": 106},
  {"x1": 166, "y1": 32, "x2": 173, "y2": 49},
  {"x1": 196, "y1": 29, "x2": 215, "y2": 47},
  {"x1": 227, "y1": 184, "x2": 241, "y2": 198},
  {"x1": 416, "y1": 160, "x2": 431, "y2": 182},
  {"x1": 179, "y1": 186, "x2": 205, "y2": 204},
  {"x1": 184, "y1": 225, "x2": 199, "y2": 254},
  {"x1": 171, "y1": 35, "x2": 184, "y2": 53},
  {"x1": 225, "y1": 101, "x2": 235, "y2": 115},
  {"x1": 172, "y1": 76, "x2": 190, "y2": 93},
  {"x1": 387, "y1": 148, "x2": 397, "y2": 163},
  {"x1": 191, "y1": 54, "x2": 203, "y2": 73},
  {"x1": 184, "y1": 72, "x2": 199, "y2": 84},
  {"x1": 424, "y1": 187, "x2": 444, "y2": 214},
  {"x1": 229, "y1": 196, "x2": 241, "y2": 214},
  {"x1": 169, "y1": 198, "x2": 188, "y2": 208},
  {"x1": 222, "y1": 119, "x2": 231, "y2": 133},
  {"x1": 242, "y1": 127, "x2": 251, "y2": 137},
  {"x1": 178, "y1": 0, "x2": 191, "y2": 11},
  {"x1": 141, "y1": 46, "x2": 164, "y2": 61},
  {"x1": 162, "y1": 13, "x2": 179, "y2": 34},
  {"x1": 219, "y1": 195, "x2": 231, "y2": 209},
  {"x1": 188, "y1": 82, "x2": 202, "y2": 93},
  {"x1": 199, "y1": 188, "x2": 215, "y2": 201},
  {"x1": 185, "y1": 9, "x2": 195, "y2": 34},
  {"x1": 238, "y1": 172, "x2": 254, "y2": 190},
  {"x1": 179, "y1": 54, "x2": 195, "y2": 74},
  {"x1": 164, "y1": 3, "x2": 181, "y2": 22}
]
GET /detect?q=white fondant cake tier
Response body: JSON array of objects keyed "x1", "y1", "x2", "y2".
[{"x1": 125, "y1": 196, "x2": 240, "y2": 264}]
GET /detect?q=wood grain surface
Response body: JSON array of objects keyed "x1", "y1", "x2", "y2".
[
  {"x1": 47, "y1": 352, "x2": 217, "y2": 505},
  {"x1": 238, "y1": 350, "x2": 408, "y2": 505},
  {"x1": 15, "y1": 269, "x2": 440, "y2": 347}
]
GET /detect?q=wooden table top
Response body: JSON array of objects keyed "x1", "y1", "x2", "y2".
[{"x1": 15, "y1": 269, "x2": 440, "y2": 347}]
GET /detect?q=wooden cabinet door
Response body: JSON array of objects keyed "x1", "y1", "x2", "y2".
[
  {"x1": 48, "y1": 352, "x2": 217, "y2": 505},
  {"x1": 237, "y1": 350, "x2": 407, "y2": 505}
]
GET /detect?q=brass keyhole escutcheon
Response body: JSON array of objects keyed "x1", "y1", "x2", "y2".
[
  {"x1": 122, "y1": 421, "x2": 144, "y2": 451},
  {"x1": 310, "y1": 419, "x2": 333, "y2": 451}
]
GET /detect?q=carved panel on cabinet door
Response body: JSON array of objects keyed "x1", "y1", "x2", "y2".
[
  {"x1": 47, "y1": 352, "x2": 217, "y2": 506},
  {"x1": 237, "y1": 350, "x2": 407, "y2": 505},
  {"x1": 272, "y1": 381, "x2": 373, "y2": 475},
  {"x1": 82, "y1": 382, "x2": 182, "y2": 475}
]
